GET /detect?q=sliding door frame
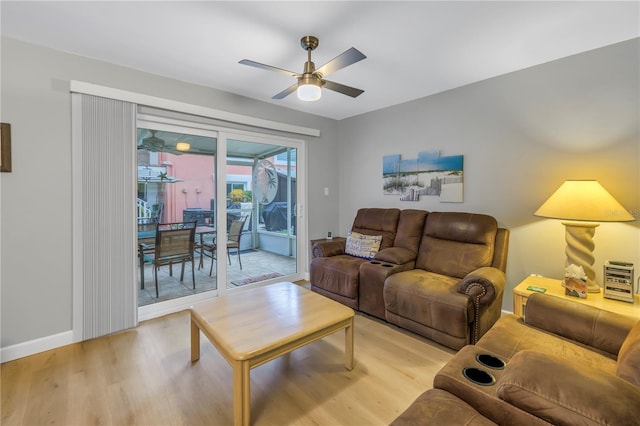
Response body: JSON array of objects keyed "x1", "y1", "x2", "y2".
[{"x1": 217, "y1": 131, "x2": 306, "y2": 297}]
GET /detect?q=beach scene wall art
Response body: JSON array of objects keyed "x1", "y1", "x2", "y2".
[{"x1": 383, "y1": 150, "x2": 464, "y2": 203}]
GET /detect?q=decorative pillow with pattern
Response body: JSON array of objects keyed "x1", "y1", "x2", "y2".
[{"x1": 345, "y1": 231, "x2": 382, "y2": 259}]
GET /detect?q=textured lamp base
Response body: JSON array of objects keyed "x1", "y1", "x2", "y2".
[
  {"x1": 562, "y1": 221, "x2": 601, "y2": 294},
  {"x1": 586, "y1": 281, "x2": 602, "y2": 293}
]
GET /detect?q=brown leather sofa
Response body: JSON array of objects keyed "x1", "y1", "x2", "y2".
[
  {"x1": 310, "y1": 208, "x2": 509, "y2": 350},
  {"x1": 392, "y1": 293, "x2": 640, "y2": 425}
]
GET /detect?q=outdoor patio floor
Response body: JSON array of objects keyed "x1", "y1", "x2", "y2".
[{"x1": 138, "y1": 248, "x2": 297, "y2": 306}]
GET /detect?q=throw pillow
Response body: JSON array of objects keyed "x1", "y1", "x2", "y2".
[{"x1": 345, "y1": 231, "x2": 382, "y2": 259}]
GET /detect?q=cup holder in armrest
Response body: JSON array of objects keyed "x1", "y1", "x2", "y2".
[
  {"x1": 369, "y1": 261, "x2": 394, "y2": 267},
  {"x1": 462, "y1": 367, "x2": 496, "y2": 386},
  {"x1": 476, "y1": 354, "x2": 506, "y2": 370}
]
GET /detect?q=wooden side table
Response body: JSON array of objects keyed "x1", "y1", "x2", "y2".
[
  {"x1": 513, "y1": 275, "x2": 640, "y2": 320},
  {"x1": 310, "y1": 236, "x2": 346, "y2": 246},
  {"x1": 309, "y1": 236, "x2": 346, "y2": 252}
]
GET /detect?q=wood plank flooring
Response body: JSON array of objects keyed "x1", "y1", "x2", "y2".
[{"x1": 1, "y1": 303, "x2": 454, "y2": 425}]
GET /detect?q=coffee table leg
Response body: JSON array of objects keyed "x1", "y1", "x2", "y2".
[
  {"x1": 190, "y1": 317, "x2": 200, "y2": 362},
  {"x1": 233, "y1": 360, "x2": 251, "y2": 426},
  {"x1": 345, "y1": 317, "x2": 354, "y2": 370}
]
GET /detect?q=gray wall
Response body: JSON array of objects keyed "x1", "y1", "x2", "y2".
[
  {"x1": 2, "y1": 36, "x2": 638, "y2": 352},
  {"x1": 0, "y1": 37, "x2": 339, "y2": 348},
  {"x1": 337, "y1": 38, "x2": 640, "y2": 310}
]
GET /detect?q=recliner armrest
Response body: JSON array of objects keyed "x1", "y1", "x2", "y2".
[
  {"x1": 525, "y1": 293, "x2": 636, "y2": 356},
  {"x1": 374, "y1": 247, "x2": 417, "y2": 265},
  {"x1": 457, "y1": 266, "x2": 505, "y2": 305},
  {"x1": 311, "y1": 239, "x2": 346, "y2": 258},
  {"x1": 496, "y1": 350, "x2": 640, "y2": 425}
]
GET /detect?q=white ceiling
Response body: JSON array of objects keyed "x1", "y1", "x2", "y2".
[{"x1": 1, "y1": 1, "x2": 638, "y2": 120}]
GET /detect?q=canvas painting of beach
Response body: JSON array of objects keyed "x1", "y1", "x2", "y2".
[{"x1": 383, "y1": 151, "x2": 463, "y2": 203}]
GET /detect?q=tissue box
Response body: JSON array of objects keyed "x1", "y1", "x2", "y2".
[{"x1": 564, "y1": 278, "x2": 587, "y2": 298}]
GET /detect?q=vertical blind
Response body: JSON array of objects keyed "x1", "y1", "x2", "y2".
[{"x1": 73, "y1": 93, "x2": 137, "y2": 340}]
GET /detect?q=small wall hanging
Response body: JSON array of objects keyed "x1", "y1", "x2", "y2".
[{"x1": 1, "y1": 123, "x2": 12, "y2": 173}]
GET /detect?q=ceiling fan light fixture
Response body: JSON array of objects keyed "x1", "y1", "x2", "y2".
[
  {"x1": 297, "y1": 75, "x2": 322, "y2": 101},
  {"x1": 176, "y1": 142, "x2": 190, "y2": 152},
  {"x1": 240, "y1": 35, "x2": 365, "y2": 101}
]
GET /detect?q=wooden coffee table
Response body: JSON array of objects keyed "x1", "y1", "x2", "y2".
[{"x1": 190, "y1": 282, "x2": 355, "y2": 426}]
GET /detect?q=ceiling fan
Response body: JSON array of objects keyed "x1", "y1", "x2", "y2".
[
  {"x1": 139, "y1": 130, "x2": 165, "y2": 152},
  {"x1": 239, "y1": 35, "x2": 366, "y2": 101}
]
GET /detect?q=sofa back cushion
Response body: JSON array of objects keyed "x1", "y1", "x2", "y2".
[
  {"x1": 525, "y1": 293, "x2": 635, "y2": 357},
  {"x1": 393, "y1": 209, "x2": 428, "y2": 254},
  {"x1": 351, "y1": 208, "x2": 401, "y2": 251},
  {"x1": 416, "y1": 212, "x2": 497, "y2": 278},
  {"x1": 617, "y1": 320, "x2": 640, "y2": 387}
]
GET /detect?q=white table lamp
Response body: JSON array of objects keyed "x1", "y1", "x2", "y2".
[{"x1": 534, "y1": 180, "x2": 635, "y2": 293}]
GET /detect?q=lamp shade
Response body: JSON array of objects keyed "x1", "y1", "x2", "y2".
[{"x1": 534, "y1": 180, "x2": 634, "y2": 222}]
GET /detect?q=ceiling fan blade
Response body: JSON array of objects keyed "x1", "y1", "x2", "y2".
[
  {"x1": 323, "y1": 80, "x2": 364, "y2": 98},
  {"x1": 272, "y1": 83, "x2": 298, "y2": 100},
  {"x1": 239, "y1": 59, "x2": 300, "y2": 78},
  {"x1": 315, "y1": 47, "x2": 366, "y2": 78}
]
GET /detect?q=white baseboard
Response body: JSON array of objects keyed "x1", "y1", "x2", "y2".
[{"x1": 1, "y1": 330, "x2": 74, "y2": 362}]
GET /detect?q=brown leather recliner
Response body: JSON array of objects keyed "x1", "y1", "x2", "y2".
[
  {"x1": 394, "y1": 294, "x2": 640, "y2": 425},
  {"x1": 384, "y1": 212, "x2": 509, "y2": 350},
  {"x1": 310, "y1": 208, "x2": 403, "y2": 310}
]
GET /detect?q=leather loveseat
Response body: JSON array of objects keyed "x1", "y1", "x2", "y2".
[
  {"x1": 392, "y1": 293, "x2": 640, "y2": 425},
  {"x1": 310, "y1": 208, "x2": 509, "y2": 350}
]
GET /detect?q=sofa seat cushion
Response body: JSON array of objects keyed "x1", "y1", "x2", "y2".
[
  {"x1": 391, "y1": 388, "x2": 497, "y2": 426},
  {"x1": 476, "y1": 315, "x2": 618, "y2": 376},
  {"x1": 310, "y1": 255, "x2": 369, "y2": 299},
  {"x1": 384, "y1": 270, "x2": 473, "y2": 340},
  {"x1": 497, "y1": 350, "x2": 640, "y2": 426}
]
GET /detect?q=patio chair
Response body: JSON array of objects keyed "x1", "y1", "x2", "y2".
[
  {"x1": 200, "y1": 215, "x2": 248, "y2": 274},
  {"x1": 145, "y1": 221, "x2": 197, "y2": 297},
  {"x1": 226, "y1": 215, "x2": 248, "y2": 270},
  {"x1": 200, "y1": 237, "x2": 217, "y2": 276}
]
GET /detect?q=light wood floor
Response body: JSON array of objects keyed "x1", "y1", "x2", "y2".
[{"x1": 1, "y1": 306, "x2": 454, "y2": 425}]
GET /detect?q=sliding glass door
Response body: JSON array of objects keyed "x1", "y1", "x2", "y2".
[
  {"x1": 136, "y1": 123, "x2": 218, "y2": 308},
  {"x1": 222, "y1": 135, "x2": 298, "y2": 290},
  {"x1": 136, "y1": 119, "x2": 305, "y2": 317}
]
